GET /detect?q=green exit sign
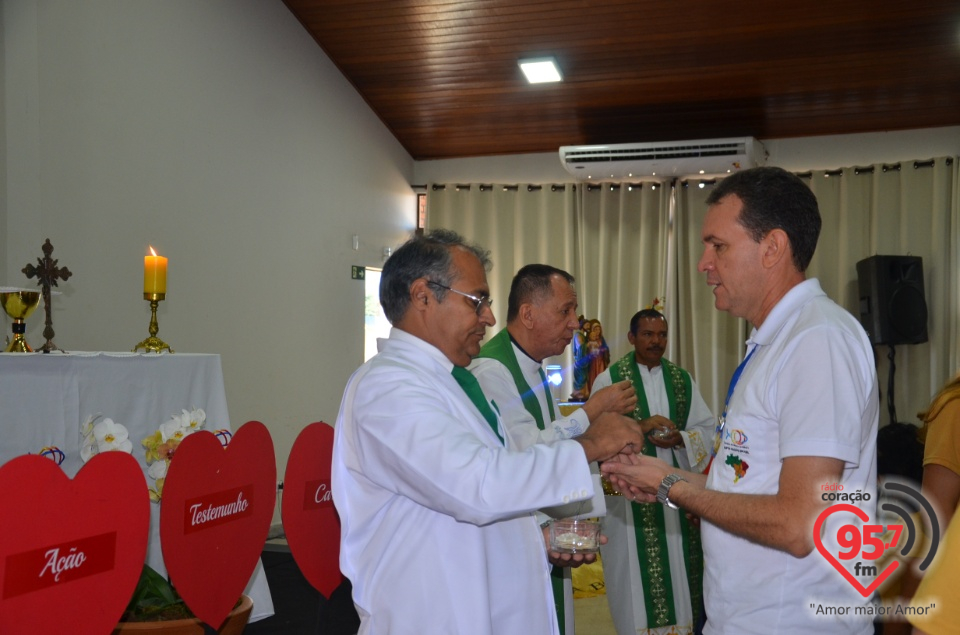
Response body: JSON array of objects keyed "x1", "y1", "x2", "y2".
[{"x1": 351, "y1": 266, "x2": 366, "y2": 280}]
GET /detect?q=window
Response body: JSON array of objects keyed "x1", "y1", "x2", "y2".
[
  {"x1": 364, "y1": 268, "x2": 391, "y2": 362},
  {"x1": 417, "y1": 192, "x2": 426, "y2": 231}
]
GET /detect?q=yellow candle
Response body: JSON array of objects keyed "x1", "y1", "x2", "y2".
[{"x1": 144, "y1": 246, "x2": 168, "y2": 294}]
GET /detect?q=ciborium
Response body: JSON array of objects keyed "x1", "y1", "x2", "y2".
[{"x1": 1, "y1": 287, "x2": 42, "y2": 352}]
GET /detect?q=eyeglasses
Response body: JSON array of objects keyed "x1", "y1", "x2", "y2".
[{"x1": 427, "y1": 281, "x2": 493, "y2": 315}]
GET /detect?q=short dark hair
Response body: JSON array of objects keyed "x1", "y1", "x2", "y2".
[
  {"x1": 705, "y1": 166, "x2": 821, "y2": 272},
  {"x1": 379, "y1": 229, "x2": 491, "y2": 324},
  {"x1": 507, "y1": 264, "x2": 575, "y2": 322},
  {"x1": 629, "y1": 309, "x2": 666, "y2": 335}
]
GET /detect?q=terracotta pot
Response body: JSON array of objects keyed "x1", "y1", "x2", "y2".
[{"x1": 111, "y1": 595, "x2": 253, "y2": 635}]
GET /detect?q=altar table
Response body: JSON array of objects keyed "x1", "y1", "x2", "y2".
[{"x1": 0, "y1": 351, "x2": 274, "y2": 621}]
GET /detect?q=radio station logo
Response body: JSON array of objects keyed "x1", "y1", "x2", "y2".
[{"x1": 814, "y1": 480, "x2": 939, "y2": 598}]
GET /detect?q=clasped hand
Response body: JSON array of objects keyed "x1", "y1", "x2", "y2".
[{"x1": 600, "y1": 453, "x2": 671, "y2": 503}]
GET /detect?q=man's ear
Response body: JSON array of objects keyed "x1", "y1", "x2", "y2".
[
  {"x1": 627, "y1": 330, "x2": 636, "y2": 346},
  {"x1": 518, "y1": 302, "x2": 536, "y2": 328},
  {"x1": 409, "y1": 278, "x2": 432, "y2": 313},
  {"x1": 761, "y1": 229, "x2": 791, "y2": 269}
]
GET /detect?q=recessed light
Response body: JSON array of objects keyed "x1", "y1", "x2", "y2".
[{"x1": 518, "y1": 58, "x2": 562, "y2": 84}]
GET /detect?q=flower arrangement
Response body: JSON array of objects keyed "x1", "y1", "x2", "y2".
[
  {"x1": 78, "y1": 408, "x2": 220, "y2": 623},
  {"x1": 141, "y1": 408, "x2": 207, "y2": 503}
]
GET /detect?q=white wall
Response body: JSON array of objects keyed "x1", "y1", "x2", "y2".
[
  {"x1": 2, "y1": 0, "x2": 415, "y2": 501},
  {"x1": 414, "y1": 126, "x2": 960, "y2": 184},
  {"x1": 3, "y1": 0, "x2": 957, "y2": 519}
]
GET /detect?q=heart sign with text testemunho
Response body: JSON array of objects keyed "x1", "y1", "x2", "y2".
[
  {"x1": 160, "y1": 421, "x2": 275, "y2": 629},
  {"x1": 0, "y1": 453, "x2": 149, "y2": 635}
]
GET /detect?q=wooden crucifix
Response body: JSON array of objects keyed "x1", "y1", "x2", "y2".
[{"x1": 22, "y1": 239, "x2": 73, "y2": 353}]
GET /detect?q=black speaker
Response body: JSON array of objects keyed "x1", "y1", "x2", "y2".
[{"x1": 856, "y1": 255, "x2": 928, "y2": 345}]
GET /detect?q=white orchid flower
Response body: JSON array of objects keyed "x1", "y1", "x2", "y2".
[
  {"x1": 183, "y1": 408, "x2": 206, "y2": 432},
  {"x1": 80, "y1": 413, "x2": 100, "y2": 439},
  {"x1": 147, "y1": 459, "x2": 168, "y2": 480},
  {"x1": 159, "y1": 417, "x2": 188, "y2": 443},
  {"x1": 80, "y1": 438, "x2": 99, "y2": 462},
  {"x1": 93, "y1": 418, "x2": 133, "y2": 454}
]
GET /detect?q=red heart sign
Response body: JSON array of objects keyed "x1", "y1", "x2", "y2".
[
  {"x1": 281, "y1": 422, "x2": 343, "y2": 597},
  {"x1": 0, "y1": 453, "x2": 150, "y2": 635},
  {"x1": 160, "y1": 421, "x2": 276, "y2": 628},
  {"x1": 813, "y1": 503, "x2": 900, "y2": 597}
]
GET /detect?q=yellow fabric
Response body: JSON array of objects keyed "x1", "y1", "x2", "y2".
[
  {"x1": 572, "y1": 554, "x2": 606, "y2": 599},
  {"x1": 558, "y1": 403, "x2": 582, "y2": 417},
  {"x1": 923, "y1": 399, "x2": 960, "y2": 474},
  {"x1": 908, "y1": 524, "x2": 960, "y2": 633}
]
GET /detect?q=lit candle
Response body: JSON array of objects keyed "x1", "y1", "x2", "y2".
[{"x1": 144, "y1": 246, "x2": 168, "y2": 295}]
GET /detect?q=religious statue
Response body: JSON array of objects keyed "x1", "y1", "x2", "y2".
[{"x1": 570, "y1": 316, "x2": 610, "y2": 401}]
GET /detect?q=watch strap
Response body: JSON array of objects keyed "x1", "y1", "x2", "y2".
[{"x1": 656, "y1": 473, "x2": 688, "y2": 509}]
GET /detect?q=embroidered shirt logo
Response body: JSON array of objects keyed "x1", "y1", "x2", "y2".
[
  {"x1": 725, "y1": 454, "x2": 749, "y2": 482},
  {"x1": 724, "y1": 428, "x2": 749, "y2": 446}
]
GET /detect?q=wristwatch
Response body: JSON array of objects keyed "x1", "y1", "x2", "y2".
[{"x1": 656, "y1": 473, "x2": 688, "y2": 510}]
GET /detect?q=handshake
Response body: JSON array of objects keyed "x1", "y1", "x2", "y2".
[{"x1": 573, "y1": 380, "x2": 682, "y2": 503}]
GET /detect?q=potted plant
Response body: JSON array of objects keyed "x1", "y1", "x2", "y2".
[{"x1": 112, "y1": 564, "x2": 252, "y2": 634}]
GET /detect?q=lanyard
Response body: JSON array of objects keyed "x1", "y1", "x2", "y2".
[{"x1": 711, "y1": 344, "x2": 757, "y2": 460}]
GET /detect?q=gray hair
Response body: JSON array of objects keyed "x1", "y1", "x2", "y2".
[{"x1": 379, "y1": 229, "x2": 492, "y2": 324}]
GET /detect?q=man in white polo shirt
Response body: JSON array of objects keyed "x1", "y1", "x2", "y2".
[{"x1": 602, "y1": 167, "x2": 879, "y2": 635}]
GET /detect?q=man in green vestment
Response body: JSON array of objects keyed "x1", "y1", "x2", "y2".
[
  {"x1": 592, "y1": 308, "x2": 714, "y2": 635},
  {"x1": 469, "y1": 263, "x2": 637, "y2": 635}
]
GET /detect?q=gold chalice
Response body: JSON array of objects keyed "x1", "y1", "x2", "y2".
[{"x1": 1, "y1": 287, "x2": 41, "y2": 352}]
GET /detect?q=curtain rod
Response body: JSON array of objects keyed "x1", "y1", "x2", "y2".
[
  {"x1": 422, "y1": 184, "x2": 574, "y2": 192},
  {"x1": 414, "y1": 159, "x2": 950, "y2": 191}
]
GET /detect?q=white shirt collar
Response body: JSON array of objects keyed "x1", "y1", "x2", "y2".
[
  {"x1": 381, "y1": 327, "x2": 456, "y2": 372},
  {"x1": 749, "y1": 278, "x2": 826, "y2": 347}
]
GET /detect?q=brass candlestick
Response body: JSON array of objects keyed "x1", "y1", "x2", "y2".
[
  {"x1": 1, "y1": 288, "x2": 42, "y2": 352},
  {"x1": 133, "y1": 292, "x2": 174, "y2": 353}
]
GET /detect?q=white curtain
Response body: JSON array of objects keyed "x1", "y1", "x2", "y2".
[
  {"x1": 426, "y1": 156, "x2": 959, "y2": 421},
  {"x1": 801, "y1": 158, "x2": 959, "y2": 427},
  {"x1": 426, "y1": 184, "x2": 578, "y2": 385},
  {"x1": 573, "y1": 183, "x2": 672, "y2": 358},
  {"x1": 673, "y1": 181, "x2": 749, "y2": 413}
]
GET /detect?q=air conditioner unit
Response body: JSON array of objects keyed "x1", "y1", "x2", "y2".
[{"x1": 559, "y1": 137, "x2": 765, "y2": 181}]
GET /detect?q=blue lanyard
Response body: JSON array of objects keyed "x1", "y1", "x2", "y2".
[{"x1": 712, "y1": 344, "x2": 757, "y2": 458}]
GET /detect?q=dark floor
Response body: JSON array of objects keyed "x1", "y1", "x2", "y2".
[{"x1": 245, "y1": 546, "x2": 359, "y2": 635}]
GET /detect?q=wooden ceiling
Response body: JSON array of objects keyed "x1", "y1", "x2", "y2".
[{"x1": 283, "y1": 0, "x2": 960, "y2": 161}]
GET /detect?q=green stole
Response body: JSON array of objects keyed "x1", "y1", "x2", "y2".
[
  {"x1": 476, "y1": 328, "x2": 565, "y2": 633},
  {"x1": 476, "y1": 329, "x2": 556, "y2": 428},
  {"x1": 451, "y1": 366, "x2": 503, "y2": 444},
  {"x1": 610, "y1": 352, "x2": 703, "y2": 629}
]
